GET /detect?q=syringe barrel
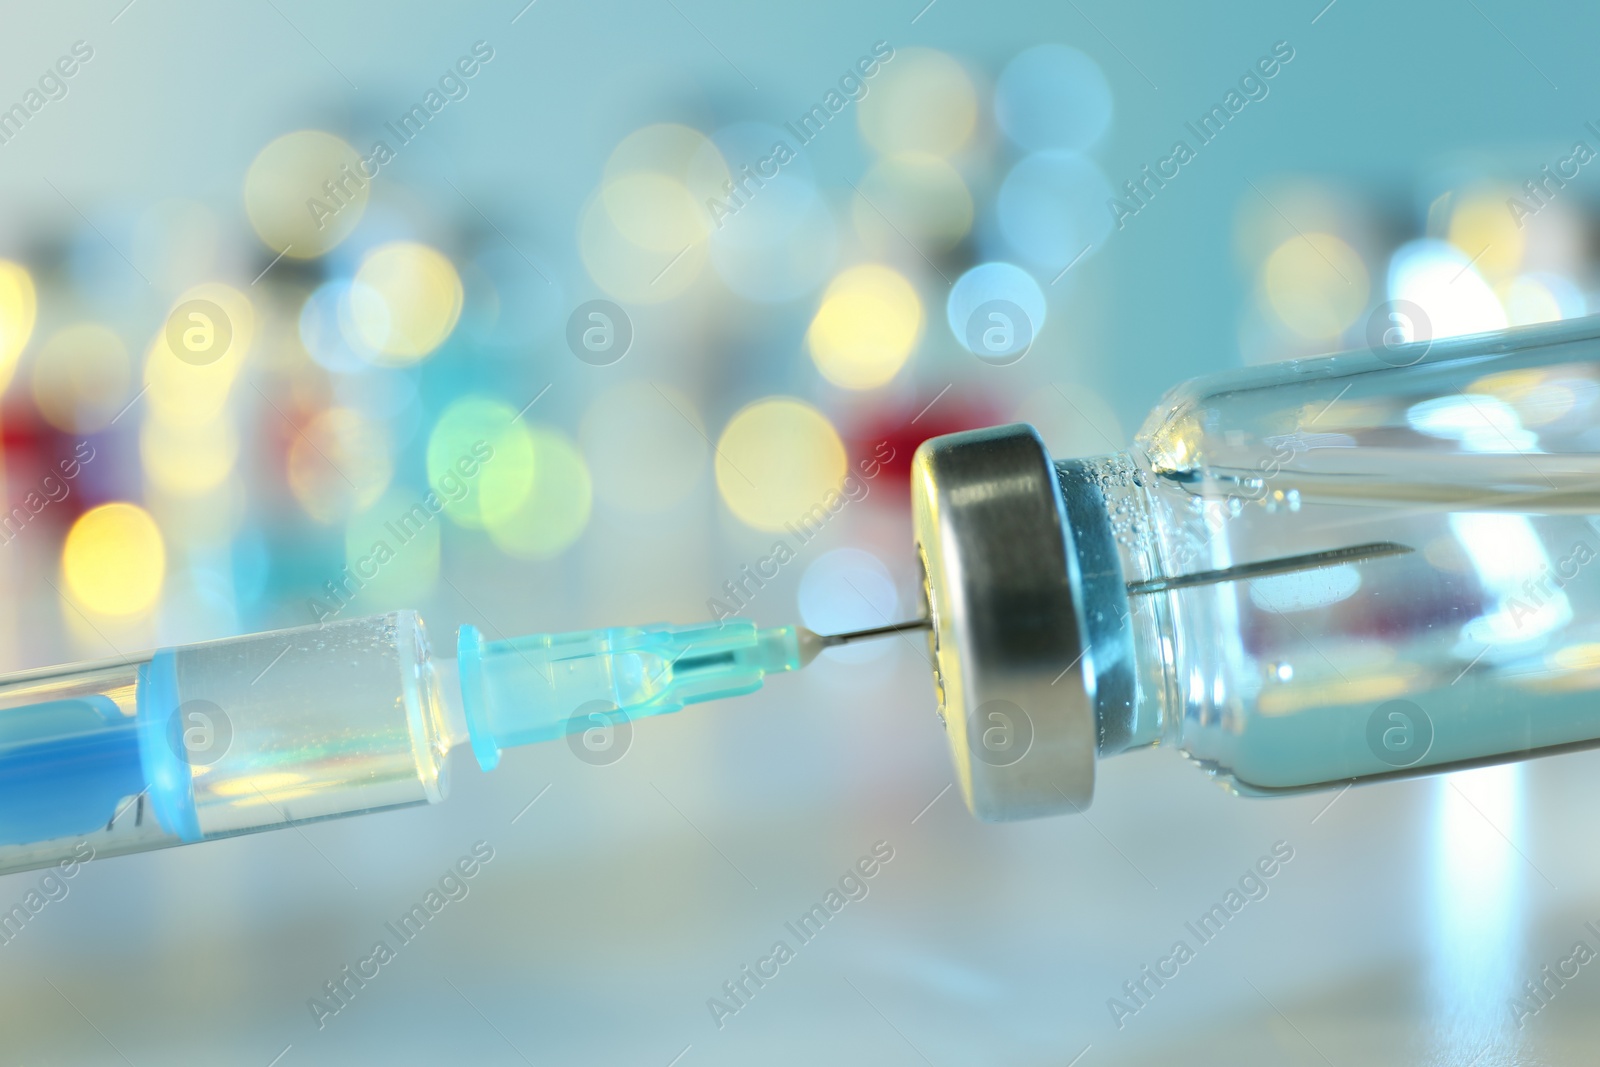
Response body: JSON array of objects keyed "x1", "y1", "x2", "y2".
[{"x1": 0, "y1": 611, "x2": 452, "y2": 877}]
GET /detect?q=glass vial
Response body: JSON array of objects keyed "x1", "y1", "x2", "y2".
[{"x1": 913, "y1": 316, "x2": 1600, "y2": 818}]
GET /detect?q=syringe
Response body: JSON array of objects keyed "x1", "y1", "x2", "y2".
[{"x1": 0, "y1": 612, "x2": 926, "y2": 877}]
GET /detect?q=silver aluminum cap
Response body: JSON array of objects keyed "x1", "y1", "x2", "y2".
[{"x1": 910, "y1": 423, "x2": 1097, "y2": 821}]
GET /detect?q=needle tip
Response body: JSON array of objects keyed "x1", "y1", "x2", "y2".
[{"x1": 816, "y1": 618, "x2": 932, "y2": 649}]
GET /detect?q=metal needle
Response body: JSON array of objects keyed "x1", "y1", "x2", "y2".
[
  {"x1": 808, "y1": 542, "x2": 1411, "y2": 642},
  {"x1": 1125, "y1": 540, "x2": 1414, "y2": 596},
  {"x1": 817, "y1": 619, "x2": 933, "y2": 647}
]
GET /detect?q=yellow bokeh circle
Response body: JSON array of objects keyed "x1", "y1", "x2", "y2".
[
  {"x1": 715, "y1": 398, "x2": 847, "y2": 531},
  {"x1": 1448, "y1": 190, "x2": 1525, "y2": 282},
  {"x1": 349, "y1": 242, "x2": 463, "y2": 361},
  {"x1": 62, "y1": 503, "x2": 166, "y2": 616},
  {"x1": 0, "y1": 260, "x2": 37, "y2": 394},
  {"x1": 604, "y1": 123, "x2": 729, "y2": 191},
  {"x1": 1261, "y1": 233, "x2": 1369, "y2": 341},
  {"x1": 244, "y1": 130, "x2": 368, "y2": 259},
  {"x1": 32, "y1": 324, "x2": 132, "y2": 433},
  {"x1": 145, "y1": 283, "x2": 255, "y2": 428},
  {"x1": 1503, "y1": 275, "x2": 1567, "y2": 327},
  {"x1": 579, "y1": 190, "x2": 707, "y2": 304},
  {"x1": 603, "y1": 123, "x2": 729, "y2": 247},
  {"x1": 580, "y1": 124, "x2": 728, "y2": 304},
  {"x1": 807, "y1": 264, "x2": 923, "y2": 390},
  {"x1": 603, "y1": 172, "x2": 710, "y2": 253},
  {"x1": 858, "y1": 48, "x2": 978, "y2": 157}
]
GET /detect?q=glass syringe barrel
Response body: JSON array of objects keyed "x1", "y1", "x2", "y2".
[
  {"x1": 0, "y1": 612, "x2": 453, "y2": 877},
  {"x1": 0, "y1": 611, "x2": 808, "y2": 877}
]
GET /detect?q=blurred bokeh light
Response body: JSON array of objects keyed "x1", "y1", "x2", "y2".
[
  {"x1": 715, "y1": 397, "x2": 846, "y2": 530},
  {"x1": 62, "y1": 502, "x2": 165, "y2": 616},
  {"x1": 348, "y1": 241, "x2": 464, "y2": 362},
  {"x1": 243, "y1": 129, "x2": 368, "y2": 259},
  {"x1": 807, "y1": 263, "x2": 923, "y2": 390}
]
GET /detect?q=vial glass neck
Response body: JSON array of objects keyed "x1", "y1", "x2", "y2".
[{"x1": 1054, "y1": 452, "x2": 1176, "y2": 757}]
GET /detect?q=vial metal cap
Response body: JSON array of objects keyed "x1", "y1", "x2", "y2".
[{"x1": 910, "y1": 423, "x2": 1096, "y2": 821}]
